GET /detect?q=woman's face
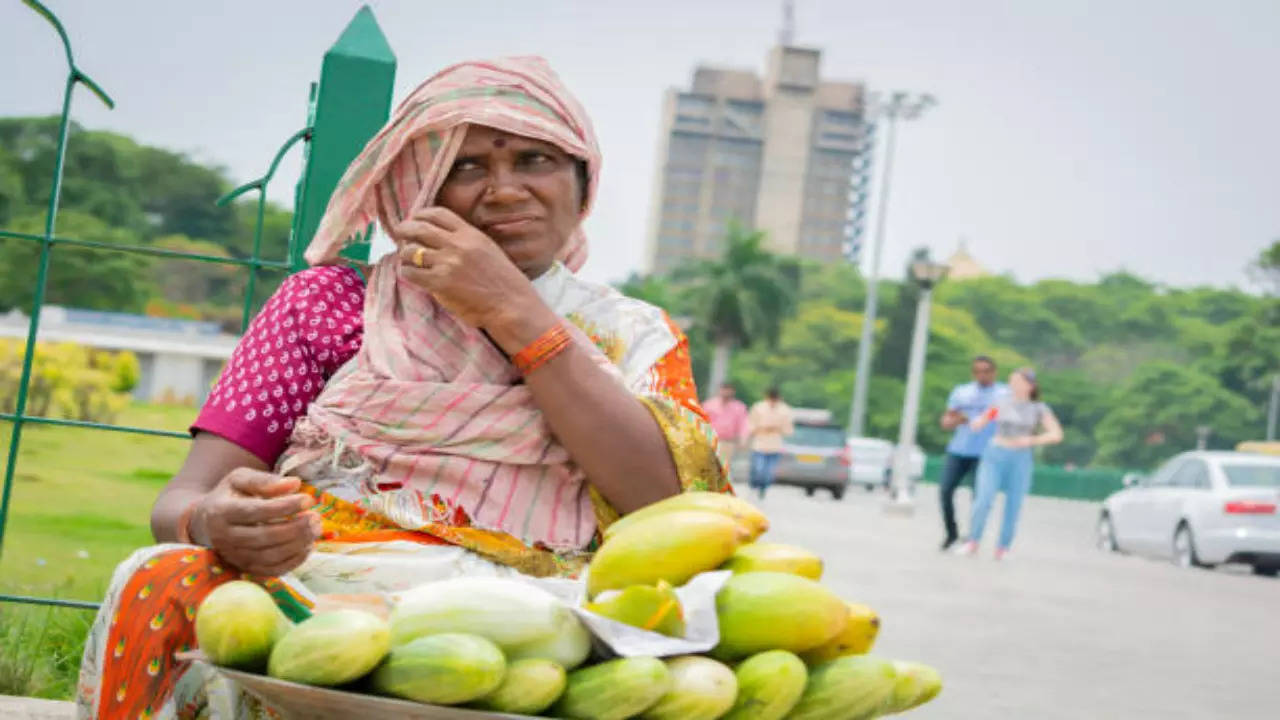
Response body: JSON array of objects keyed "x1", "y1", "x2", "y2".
[
  {"x1": 1009, "y1": 372, "x2": 1032, "y2": 398},
  {"x1": 436, "y1": 125, "x2": 584, "y2": 278}
]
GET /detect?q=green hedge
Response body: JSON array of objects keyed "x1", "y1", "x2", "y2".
[{"x1": 922, "y1": 456, "x2": 1127, "y2": 502}]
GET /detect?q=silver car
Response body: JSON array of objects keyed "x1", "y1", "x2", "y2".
[
  {"x1": 845, "y1": 436, "x2": 925, "y2": 492},
  {"x1": 772, "y1": 422, "x2": 853, "y2": 500},
  {"x1": 1097, "y1": 451, "x2": 1280, "y2": 576}
]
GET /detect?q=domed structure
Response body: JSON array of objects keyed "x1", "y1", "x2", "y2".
[{"x1": 946, "y1": 240, "x2": 989, "y2": 280}]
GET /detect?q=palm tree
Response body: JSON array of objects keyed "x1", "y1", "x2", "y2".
[{"x1": 681, "y1": 222, "x2": 797, "y2": 392}]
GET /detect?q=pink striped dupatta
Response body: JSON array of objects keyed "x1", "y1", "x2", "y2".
[{"x1": 279, "y1": 57, "x2": 626, "y2": 575}]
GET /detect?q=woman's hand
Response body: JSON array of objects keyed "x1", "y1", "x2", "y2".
[
  {"x1": 191, "y1": 470, "x2": 321, "y2": 577},
  {"x1": 393, "y1": 207, "x2": 543, "y2": 332}
]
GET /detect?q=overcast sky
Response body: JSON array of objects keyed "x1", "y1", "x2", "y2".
[{"x1": 3, "y1": 0, "x2": 1277, "y2": 290}]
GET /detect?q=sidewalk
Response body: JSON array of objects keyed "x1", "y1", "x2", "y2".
[{"x1": 0, "y1": 695, "x2": 73, "y2": 719}]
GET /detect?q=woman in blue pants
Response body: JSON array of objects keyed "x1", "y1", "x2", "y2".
[{"x1": 956, "y1": 368, "x2": 1063, "y2": 560}]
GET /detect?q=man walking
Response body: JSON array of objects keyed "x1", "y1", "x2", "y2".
[
  {"x1": 938, "y1": 356, "x2": 1006, "y2": 550},
  {"x1": 704, "y1": 381, "x2": 749, "y2": 461}
]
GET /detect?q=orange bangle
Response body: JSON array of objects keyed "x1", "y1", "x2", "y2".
[
  {"x1": 512, "y1": 324, "x2": 572, "y2": 375},
  {"x1": 176, "y1": 499, "x2": 200, "y2": 545}
]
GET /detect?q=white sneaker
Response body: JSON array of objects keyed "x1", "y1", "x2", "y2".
[
  {"x1": 953, "y1": 541, "x2": 978, "y2": 556},
  {"x1": 994, "y1": 547, "x2": 1010, "y2": 561}
]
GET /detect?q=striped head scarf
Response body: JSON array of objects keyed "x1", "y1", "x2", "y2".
[
  {"x1": 282, "y1": 57, "x2": 617, "y2": 559},
  {"x1": 306, "y1": 56, "x2": 600, "y2": 271}
]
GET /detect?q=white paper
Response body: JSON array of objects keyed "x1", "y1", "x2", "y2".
[{"x1": 563, "y1": 570, "x2": 732, "y2": 658}]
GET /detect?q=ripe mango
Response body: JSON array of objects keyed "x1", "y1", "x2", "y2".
[
  {"x1": 799, "y1": 602, "x2": 880, "y2": 664},
  {"x1": 584, "y1": 580, "x2": 686, "y2": 637},
  {"x1": 712, "y1": 571, "x2": 847, "y2": 660},
  {"x1": 604, "y1": 491, "x2": 768, "y2": 542},
  {"x1": 722, "y1": 542, "x2": 823, "y2": 580},
  {"x1": 588, "y1": 510, "x2": 749, "y2": 598}
]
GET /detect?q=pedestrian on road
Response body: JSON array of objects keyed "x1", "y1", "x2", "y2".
[
  {"x1": 704, "y1": 381, "x2": 749, "y2": 462},
  {"x1": 937, "y1": 355, "x2": 1007, "y2": 550},
  {"x1": 956, "y1": 368, "x2": 1063, "y2": 560},
  {"x1": 747, "y1": 387, "x2": 794, "y2": 499}
]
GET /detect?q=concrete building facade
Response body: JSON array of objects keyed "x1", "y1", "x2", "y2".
[
  {"x1": 646, "y1": 45, "x2": 869, "y2": 274},
  {"x1": 0, "y1": 307, "x2": 238, "y2": 405}
]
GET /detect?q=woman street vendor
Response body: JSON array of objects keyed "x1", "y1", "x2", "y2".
[{"x1": 77, "y1": 56, "x2": 729, "y2": 720}]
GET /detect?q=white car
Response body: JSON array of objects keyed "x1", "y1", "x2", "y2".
[
  {"x1": 846, "y1": 437, "x2": 925, "y2": 492},
  {"x1": 1097, "y1": 451, "x2": 1280, "y2": 576}
]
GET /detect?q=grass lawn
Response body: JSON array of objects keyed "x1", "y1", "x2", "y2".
[{"x1": 0, "y1": 403, "x2": 194, "y2": 699}]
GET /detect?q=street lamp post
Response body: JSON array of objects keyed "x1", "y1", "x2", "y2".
[
  {"x1": 848, "y1": 91, "x2": 937, "y2": 438},
  {"x1": 887, "y1": 258, "x2": 949, "y2": 513},
  {"x1": 1195, "y1": 425, "x2": 1212, "y2": 451},
  {"x1": 1267, "y1": 374, "x2": 1279, "y2": 442}
]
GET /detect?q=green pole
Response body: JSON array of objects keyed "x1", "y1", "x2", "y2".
[
  {"x1": 290, "y1": 5, "x2": 396, "y2": 270},
  {"x1": 0, "y1": 1, "x2": 114, "y2": 558}
]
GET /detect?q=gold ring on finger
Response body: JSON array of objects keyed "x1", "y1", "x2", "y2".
[{"x1": 412, "y1": 246, "x2": 427, "y2": 268}]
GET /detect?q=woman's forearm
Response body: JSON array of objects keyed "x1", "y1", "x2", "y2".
[
  {"x1": 152, "y1": 487, "x2": 206, "y2": 543},
  {"x1": 527, "y1": 344, "x2": 680, "y2": 512},
  {"x1": 150, "y1": 433, "x2": 270, "y2": 542},
  {"x1": 487, "y1": 305, "x2": 681, "y2": 514}
]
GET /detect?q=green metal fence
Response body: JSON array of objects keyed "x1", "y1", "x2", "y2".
[
  {"x1": 921, "y1": 456, "x2": 1126, "y2": 502},
  {"x1": 0, "y1": 2, "x2": 395, "y2": 612}
]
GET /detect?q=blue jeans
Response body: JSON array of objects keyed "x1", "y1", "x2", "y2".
[
  {"x1": 969, "y1": 445, "x2": 1033, "y2": 549},
  {"x1": 749, "y1": 452, "x2": 781, "y2": 494}
]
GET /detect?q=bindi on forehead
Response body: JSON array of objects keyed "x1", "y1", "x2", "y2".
[{"x1": 492, "y1": 137, "x2": 507, "y2": 149}]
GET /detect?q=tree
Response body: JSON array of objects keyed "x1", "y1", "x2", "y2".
[
  {"x1": 934, "y1": 275, "x2": 1086, "y2": 367},
  {"x1": 0, "y1": 144, "x2": 25, "y2": 226},
  {"x1": 1094, "y1": 363, "x2": 1261, "y2": 468},
  {"x1": 682, "y1": 223, "x2": 797, "y2": 392},
  {"x1": 0, "y1": 210, "x2": 154, "y2": 313},
  {"x1": 797, "y1": 259, "x2": 867, "y2": 313},
  {"x1": 1248, "y1": 239, "x2": 1280, "y2": 294},
  {"x1": 732, "y1": 302, "x2": 866, "y2": 408},
  {"x1": 1035, "y1": 368, "x2": 1112, "y2": 466},
  {"x1": 617, "y1": 273, "x2": 680, "y2": 315},
  {"x1": 151, "y1": 234, "x2": 244, "y2": 308},
  {"x1": 1210, "y1": 299, "x2": 1280, "y2": 407},
  {"x1": 874, "y1": 247, "x2": 930, "y2": 380}
]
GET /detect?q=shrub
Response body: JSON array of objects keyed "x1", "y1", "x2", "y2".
[{"x1": 0, "y1": 340, "x2": 134, "y2": 423}]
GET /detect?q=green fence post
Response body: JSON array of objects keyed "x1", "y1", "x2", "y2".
[
  {"x1": 290, "y1": 6, "x2": 396, "y2": 269},
  {"x1": 216, "y1": 128, "x2": 312, "y2": 330},
  {"x1": 0, "y1": 0, "x2": 114, "y2": 558}
]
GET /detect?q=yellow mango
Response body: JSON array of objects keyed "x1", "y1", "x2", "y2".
[
  {"x1": 584, "y1": 580, "x2": 686, "y2": 637},
  {"x1": 799, "y1": 602, "x2": 880, "y2": 664},
  {"x1": 712, "y1": 572, "x2": 848, "y2": 660},
  {"x1": 722, "y1": 542, "x2": 823, "y2": 580},
  {"x1": 604, "y1": 492, "x2": 768, "y2": 542},
  {"x1": 588, "y1": 510, "x2": 749, "y2": 598}
]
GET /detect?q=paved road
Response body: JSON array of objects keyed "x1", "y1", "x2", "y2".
[{"x1": 752, "y1": 484, "x2": 1279, "y2": 719}]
